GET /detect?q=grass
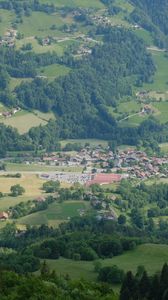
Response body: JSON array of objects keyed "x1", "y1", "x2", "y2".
[
  {"x1": 9, "y1": 78, "x2": 32, "y2": 91},
  {"x1": 0, "y1": 174, "x2": 45, "y2": 198},
  {"x1": 39, "y1": 0, "x2": 104, "y2": 9},
  {"x1": 0, "y1": 10, "x2": 15, "y2": 36},
  {"x1": 38, "y1": 63, "x2": 70, "y2": 80},
  {"x1": 0, "y1": 110, "x2": 55, "y2": 134},
  {"x1": 18, "y1": 200, "x2": 89, "y2": 226},
  {"x1": 135, "y1": 29, "x2": 154, "y2": 46},
  {"x1": 16, "y1": 37, "x2": 65, "y2": 55},
  {"x1": 153, "y1": 102, "x2": 168, "y2": 123},
  {"x1": 6, "y1": 163, "x2": 83, "y2": 173},
  {"x1": 44, "y1": 244, "x2": 168, "y2": 281},
  {"x1": 60, "y1": 139, "x2": 108, "y2": 148},
  {"x1": 17, "y1": 12, "x2": 74, "y2": 38},
  {"x1": 143, "y1": 51, "x2": 168, "y2": 92},
  {"x1": 160, "y1": 143, "x2": 168, "y2": 154}
]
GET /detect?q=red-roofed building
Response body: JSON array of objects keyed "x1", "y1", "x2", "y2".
[{"x1": 86, "y1": 173, "x2": 122, "y2": 186}]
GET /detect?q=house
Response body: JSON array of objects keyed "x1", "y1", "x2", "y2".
[
  {"x1": 35, "y1": 196, "x2": 46, "y2": 203},
  {"x1": 0, "y1": 212, "x2": 9, "y2": 220},
  {"x1": 42, "y1": 37, "x2": 50, "y2": 46}
]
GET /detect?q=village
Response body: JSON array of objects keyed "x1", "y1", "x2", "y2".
[{"x1": 12, "y1": 145, "x2": 168, "y2": 186}]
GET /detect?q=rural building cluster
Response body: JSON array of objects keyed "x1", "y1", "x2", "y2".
[
  {"x1": 38, "y1": 147, "x2": 168, "y2": 184},
  {"x1": 0, "y1": 28, "x2": 17, "y2": 47}
]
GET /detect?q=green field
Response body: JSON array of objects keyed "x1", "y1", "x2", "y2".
[
  {"x1": 45, "y1": 244, "x2": 168, "y2": 280},
  {"x1": 6, "y1": 163, "x2": 83, "y2": 173},
  {"x1": 38, "y1": 63, "x2": 70, "y2": 79},
  {"x1": 18, "y1": 200, "x2": 89, "y2": 226},
  {"x1": 153, "y1": 102, "x2": 168, "y2": 123},
  {"x1": 160, "y1": 143, "x2": 168, "y2": 153},
  {"x1": 16, "y1": 37, "x2": 65, "y2": 55},
  {"x1": 17, "y1": 12, "x2": 74, "y2": 38},
  {"x1": 60, "y1": 139, "x2": 108, "y2": 148},
  {"x1": 9, "y1": 78, "x2": 32, "y2": 91},
  {"x1": 135, "y1": 29, "x2": 154, "y2": 46},
  {"x1": 39, "y1": 0, "x2": 104, "y2": 8},
  {"x1": 0, "y1": 110, "x2": 55, "y2": 134},
  {"x1": 143, "y1": 51, "x2": 168, "y2": 92},
  {"x1": 0, "y1": 9, "x2": 15, "y2": 35}
]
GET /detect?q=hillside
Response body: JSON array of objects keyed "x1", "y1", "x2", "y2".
[{"x1": 0, "y1": 0, "x2": 168, "y2": 153}]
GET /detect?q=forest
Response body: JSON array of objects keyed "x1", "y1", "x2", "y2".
[{"x1": 130, "y1": 0, "x2": 168, "y2": 47}]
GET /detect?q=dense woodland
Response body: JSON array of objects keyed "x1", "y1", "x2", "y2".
[{"x1": 130, "y1": 0, "x2": 168, "y2": 47}]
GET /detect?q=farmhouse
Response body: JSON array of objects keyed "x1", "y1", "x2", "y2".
[{"x1": 35, "y1": 196, "x2": 46, "y2": 203}]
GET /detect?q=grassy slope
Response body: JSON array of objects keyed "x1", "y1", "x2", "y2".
[
  {"x1": 17, "y1": 200, "x2": 90, "y2": 226},
  {"x1": 0, "y1": 9, "x2": 15, "y2": 35},
  {"x1": 45, "y1": 244, "x2": 168, "y2": 280},
  {"x1": 144, "y1": 51, "x2": 168, "y2": 92},
  {"x1": 38, "y1": 64, "x2": 70, "y2": 79},
  {"x1": 39, "y1": 0, "x2": 104, "y2": 9},
  {"x1": 0, "y1": 111, "x2": 55, "y2": 134}
]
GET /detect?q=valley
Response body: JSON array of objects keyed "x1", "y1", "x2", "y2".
[{"x1": 0, "y1": 1, "x2": 168, "y2": 299}]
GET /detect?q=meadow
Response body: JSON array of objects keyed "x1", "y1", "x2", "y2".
[
  {"x1": 0, "y1": 174, "x2": 45, "y2": 198},
  {"x1": 0, "y1": 9, "x2": 15, "y2": 36},
  {"x1": 60, "y1": 139, "x2": 108, "y2": 148},
  {"x1": 17, "y1": 12, "x2": 74, "y2": 38},
  {"x1": 0, "y1": 110, "x2": 55, "y2": 134},
  {"x1": 39, "y1": 0, "x2": 104, "y2": 9},
  {"x1": 45, "y1": 243, "x2": 168, "y2": 280},
  {"x1": 39, "y1": 63, "x2": 70, "y2": 80},
  {"x1": 6, "y1": 163, "x2": 83, "y2": 173},
  {"x1": 17, "y1": 200, "x2": 90, "y2": 226},
  {"x1": 143, "y1": 50, "x2": 168, "y2": 92}
]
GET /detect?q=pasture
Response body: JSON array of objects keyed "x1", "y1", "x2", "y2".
[
  {"x1": 17, "y1": 200, "x2": 90, "y2": 226},
  {"x1": 135, "y1": 29, "x2": 154, "y2": 46},
  {"x1": 143, "y1": 51, "x2": 168, "y2": 92},
  {"x1": 17, "y1": 12, "x2": 74, "y2": 38},
  {"x1": 39, "y1": 63, "x2": 70, "y2": 80},
  {"x1": 16, "y1": 37, "x2": 65, "y2": 55},
  {"x1": 0, "y1": 9, "x2": 15, "y2": 36},
  {"x1": 6, "y1": 163, "x2": 83, "y2": 173},
  {"x1": 0, "y1": 174, "x2": 45, "y2": 198},
  {"x1": 60, "y1": 139, "x2": 108, "y2": 148},
  {"x1": 39, "y1": 0, "x2": 104, "y2": 9},
  {"x1": 45, "y1": 244, "x2": 168, "y2": 280},
  {"x1": 0, "y1": 110, "x2": 55, "y2": 134}
]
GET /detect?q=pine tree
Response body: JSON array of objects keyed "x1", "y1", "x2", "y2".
[
  {"x1": 139, "y1": 271, "x2": 150, "y2": 299},
  {"x1": 40, "y1": 260, "x2": 50, "y2": 278},
  {"x1": 149, "y1": 274, "x2": 160, "y2": 300},
  {"x1": 160, "y1": 263, "x2": 168, "y2": 298},
  {"x1": 120, "y1": 271, "x2": 138, "y2": 300}
]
